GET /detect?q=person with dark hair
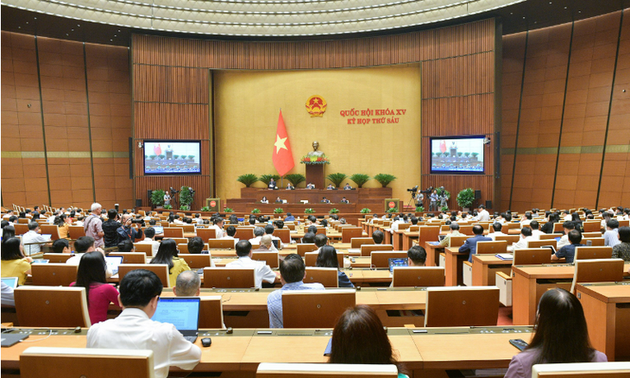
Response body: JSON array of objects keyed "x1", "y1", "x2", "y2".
[
  {"x1": 612, "y1": 226, "x2": 630, "y2": 261},
  {"x1": 2, "y1": 225, "x2": 15, "y2": 240},
  {"x1": 529, "y1": 220, "x2": 544, "y2": 239},
  {"x1": 54, "y1": 214, "x2": 72, "y2": 240},
  {"x1": 274, "y1": 220, "x2": 285, "y2": 229},
  {"x1": 372, "y1": 230, "x2": 384, "y2": 245},
  {"x1": 117, "y1": 240, "x2": 135, "y2": 252},
  {"x1": 264, "y1": 223, "x2": 283, "y2": 249},
  {"x1": 307, "y1": 225, "x2": 318, "y2": 234},
  {"x1": 284, "y1": 212, "x2": 295, "y2": 222},
  {"x1": 102, "y1": 209, "x2": 121, "y2": 248},
  {"x1": 187, "y1": 236, "x2": 205, "y2": 254},
  {"x1": 541, "y1": 212, "x2": 560, "y2": 234},
  {"x1": 210, "y1": 217, "x2": 225, "y2": 239},
  {"x1": 510, "y1": 226, "x2": 533, "y2": 252},
  {"x1": 604, "y1": 219, "x2": 621, "y2": 248},
  {"x1": 314, "y1": 233, "x2": 328, "y2": 252},
  {"x1": 150, "y1": 239, "x2": 191, "y2": 287},
  {"x1": 504, "y1": 288, "x2": 606, "y2": 378},
  {"x1": 87, "y1": 269, "x2": 201, "y2": 378},
  {"x1": 407, "y1": 245, "x2": 426, "y2": 266},
  {"x1": 70, "y1": 252, "x2": 120, "y2": 324},
  {"x1": 21, "y1": 221, "x2": 48, "y2": 255},
  {"x1": 477, "y1": 205, "x2": 490, "y2": 222},
  {"x1": 116, "y1": 214, "x2": 142, "y2": 243},
  {"x1": 302, "y1": 232, "x2": 316, "y2": 244},
  {"x1": 1, "y1": 237, "x2": 32, "y2": 285},
  {"x1": 552, "y1": 229, "x2": 582, "y2": 264},
  {"x1": 329, "y1": 305, "x2": 408, "y2": 377},
  {"x1": 221, "y1": 225, "x2": 239, "y2": 248},
  {"x1": 267, "y1": 254, "x2": 324, "y2": 328},
  {"x1": 571, "y1": 212, "x2": 583, "y2": 231},
  {"x1": 557, "y1": 221, "x2": 576, "y2": 249},
  {"x1": 136, "y1": 226, "x2": 160, "y2": 255},
  {"x1": 488, "y1": 222, "x2": 507, "y2": 240},
  {"x1": 438, "y1": 223, "x2": 463, "y2": 247},
  {"x1": 174, "y1": 270, "x2": 201, "y2": 297},
  {"x1": 52, "y1": 238, "x2": 71, "y2": 254},
  {"x1": 459, "y1": 225, "x2": 491, "y2": 262},
  {"x1": 316, "y1": 245, "x2": 354, "y2": 288},
  {"x1": 226, "y1": 240, "x2": 278, "y2": 288}
]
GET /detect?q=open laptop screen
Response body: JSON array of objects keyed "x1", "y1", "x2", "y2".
[
  {"x1": 1, "y1": 277, "x2": 18, "y2": 288},
  {"x1": 151, "y1": 297, "x2": 200, "y2": 333},
  {"x1": 104, "y1": 256, "x2": 123, "y2": 275},
  {"x1": 388, "y1": 258, "x2": 408, "y2": 273}
]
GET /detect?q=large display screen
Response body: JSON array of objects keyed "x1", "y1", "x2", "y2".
[
  {"x1": 430, "y1": 136, "x2": 484, "y2": 174},
  {"x1": 143, "y1": 141, "x2": 201, "y2": 175}
]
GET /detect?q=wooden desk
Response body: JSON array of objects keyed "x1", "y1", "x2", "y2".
[
  {"x1": 402, "y1": 231, "x2": 418, "y2": 251},
  {"x1": 393, "y1": 230, "x2": 406, "y2": 251},
  {"x1": 444, "y1": 247, "x2": 469, "y2": 286},
  {"x1": 576, "y1": 283, "x2": 630, "y2": 361},
  {"x1": 471, "y1": 255, "x2": 512, "y2": 286},
  {"x1": 423, "y1": 241, "x2": 444, "y2": 267}
]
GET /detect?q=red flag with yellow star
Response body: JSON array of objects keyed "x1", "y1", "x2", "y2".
[{"x1": 272, "y1": 110, "x2": 294, "y2": 176}]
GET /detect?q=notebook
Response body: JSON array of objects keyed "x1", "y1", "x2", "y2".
[
  {"x1": 104, "y1": 256, "x2": 124, "y2": 275},
  {"x1": 151, "y1": 297, "x2": 200, "y2": 343},
  {"x1": 1, "y1": 277, "x2": 18, "y2": 289},
  {"x1": 388, "y1": 257, "x2": 408, "y2": 273}
]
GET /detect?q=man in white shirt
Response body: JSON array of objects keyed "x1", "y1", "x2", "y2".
[
  {"x1": 248, "y1": 227, "x2": 265, "y2": 246},
  {"x1": 556, "y1": 221, "x2": 575, "y2": 249},
  {"x1": 529, "y1": 220, "x2": 545, "y2": 239},
  {"x1": 253, "y1": 235, "x2": 277, "y2": 252},
  {"x1": 66, "y1": 236, "x2": 113, "y2": 277},
  {"x1": 87, "y1": 269, "x2": 201, "y2": 378},
  {"x1": 488, "y1": 223, "x2": 507, "y2": 240},
  {"x1": 477, "y1": 205, "x2": 490, "y2": 222},
  {"x1": 220, "y1": 225, "x2": 239, "y2": 248},
  {"x1": 226, "y1": 240, "x2": 279, "y2": 288},
  {"x1": 135, "y1": 227, "x2": 160, "y2": 256},
  {"x1": 510, "y1": 227, "x2": 534, "y2": 252},
  {"x1": 211, "y1": 217, "x2": 225, "y2": 239},
  {"x1": 21, "y1": 222, "x2": 49, "y2": 255}
]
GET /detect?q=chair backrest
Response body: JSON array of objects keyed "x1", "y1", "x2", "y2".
[
  {"x1": 341, "y1": 227, "x2": 363, "y2": 243},
  {"x1": 458, "y1": 225, "x2": 474, "y2": 236},
  {"x1": 350, "y1": 237, "x2": 375, "y2": 249},
  {"x1": 178, "y1": 253, "x2": 213, "y2": 269},
  {"x1": 252, "y1": 251, "x2": 279, "y2": 269},
  {"x1": 20, "y1": 347, "x2": 154, "y2": 378},
  {"x1": 575, "y1": 246, "x2": 612, "y2": 260},
  {"x1": 197, "y1": 228, "x2": 217, "y2": 241},
  {"x1": 582, "y1": 237, "x2": 605, "y2": 246},
  {"x1": 476, "y1": 240, "x2": 508, "y2": 254},
  {"x1": 296, "y1": 243, "x2": 318, "y2": 256},
  {"x1": 424, "y1": 286, "x2": 499, "y2": 327},
  {"x1": 181, "y1": 225, "x2": 195, "y2": 233},
  {"x1": 202, "y1": 268, "x2": 255, "y2": 288},
  {"x1": 177, "y1": 243, "x2": 190, "y2": 253},
  {"x1": 40, "y1": 225, "x2": 61, "y2": 241},
  {"x1": 392, "y1": 267, "x2": 445, "y2": 287},
  {"x1": 133, "y1": 243, "x2": 155, "y2": 257},
  {"x1": 42, "y1": 253, "x2": 72, "y2": 263},
  {"x1": 418, "y1": 226, "x2": 440, "y2": 245},
  {"x1": 118, "y1": 264, "x2": 170, "y2": 287},
  {"x1": 304, "y1": 251, "x2": 344, "y2": 268},
  {"x1": 512, "y1": 248, "x2": 552, "y2": 265},
  {"x1": 370, "y1": 251, "x2": 408, "y2": 268},
  {"x1": 30, "y1": 263, "x2": 78, "y2": 286},
  {"x1": 14, "y1": 224, "x2": 29, "y2": 235},
  {"x1": 360, "y1": 244, "x2": 393, "y2": 257},
  {"x1": 14, "y1": 286, "x2": 90, "y2": 327},
  {"x1": 256, "y1": 363, "x2": 398, "y2": 378},
  {"x1": 570, "y1": 258, "x2": 625, "y2": 293},
  {"x1": 582, "y1": 221, "x2": 601, "y2": 232},
  {"x1": 199, "y1": 296, "x2": 225, "y2": 329},
  {"x1": 582, "y1": 232, "x2": 602, "y2": 238},
  {"x1": 303, "y1": 267, "x2": 339, "y2": 287},
  {"x1": 538, "y1": 234, "x2": 558, "y2": 240},
  {"x1": 553, "y1": 222, "x2": 564, "y2": 233},
  {"x1": 282, "y1": 289, "x2": 356, "y2": 328},
  {"x1": 531, "y1": 362, "x2": 630, "y2": 378},
  {"x1": 163, "y1": 227, "x2": 184, "y2": 238},
  {"x1": 67, "y1": 225, "x2": 86, "y2": 239},
  {"x1": 274, "y1": 229, "x2": 291, "y2": 243},
  {"x1": 109, "y1": 252, "x2": 147, "y2": 264},
  {"x1": 528, "y1": 239, "x2": 557, "y2": 249},
  {"x1": 18, "y1": 218, "x2": 30, "y2": 224},
  {"x1": 449, "y1": 235, "x2": 470, "y2": 248},
  {"x1": 494, "y1": 235, "x2": 520, "y2": 245},
  {"x1": 397, "y1": 223, "x2": 411, "y2": 231},
  {"x1": 235, "y1": 227, "x2": 254, "y2": 240},
  {"x1": 168, "y1": 237, "x2": 188, "y2": 244},
  {"x1": 208, "y1": 239, "x2": 234, "y2": 249}
]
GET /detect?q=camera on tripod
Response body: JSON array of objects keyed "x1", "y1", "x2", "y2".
[
  {"x1": 407, "y1": 185, "x2": 418, "y2": 193},
  {"x1": 420, "y1": 186, "x2": 433, "y2": 194}
]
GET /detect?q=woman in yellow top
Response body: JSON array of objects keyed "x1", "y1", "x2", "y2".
[
  {"x1": 150, "y1": 238, "x2": 191, "y2": 287},
  {"x1": 1, "y1": 237, "x2": 33, "y2": 285},
  {"x1": 54, "y1": 214, "x2": 72, "y2": 240}
]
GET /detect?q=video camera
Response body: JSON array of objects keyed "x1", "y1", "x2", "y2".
[
  {"x1": 420, "y1": 186, "x2": 434, "y2": 194},
  {"x1": 407, "y1": 185, "x2": 419, "y2": 193}
]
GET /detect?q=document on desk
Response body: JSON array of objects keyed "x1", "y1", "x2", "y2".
[{"x1": 495, "y1": 253, "x2": 513, "y2": 260}]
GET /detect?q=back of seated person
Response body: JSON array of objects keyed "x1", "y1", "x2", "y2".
[
  {"x1": 174, "y1": 270, "x2": 201, "y2": 296},
  {"x1": 188, "y1": 236, "x2": 205, "y2": 254},
  {"x1": 52, "y1": 238, "x2": 71, "y2": 254},
  {"x1": 302, "y1": 232, "x2": 316, "y2": 244},
  {"x1": 118, "y1": 240, "x2": 135, "y2": 252},
  {"x1": 372, "y1": 230, "x2": 384, "y2": 245}
]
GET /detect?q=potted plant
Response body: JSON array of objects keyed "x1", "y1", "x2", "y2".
[
  {"x1": 329, "y1": 208, "x2": 340, "y2": 214},
  {"x1": 179, "y1": 186, "x2": 193, "y2": 209},
  {"x1": 180, "y1": 205, "x2": 190, "y2": 211},
  {"x1": 304, "y1": 208, "x2": 315, "y2": 214},
  {"x1": 386, "y1": 207, "x2": 398, "y2": 213},
  {"x1": 456, "y1": 188, "x2": 475, "y2": 211},
  {"x1": 349, "y1": 174, "x2": 371, "y2": 188},
  {"x1": 374, "y1": 173, "x2": 397, "y2": 188},
  {"x1": 285, "y1": 173, "x2": 306, "y2": 187},
  {"x1": 260, "y1": 174, "x2": 281, "y2": 186},
  {"x1": 237, "y1": 174, "x2": 259, "y2": 187},
  {"x1": 251, "y1": 208, "x2": 261, "y2": 214},
  {"x1": 151, "y1": 189, "x2": 165, "y2": 208},
  {"x1": 416, "y1": 205, "x2": 425, "y2": 212},
  {"x1": 274, "y1": 208, "x2": 283, "y2": 214},
  {"x1": 326, "y1": 173, "x2": 348, "y2": 188},
  {"x1": 224, "y1": 207, "x2": 234, "y2": 213},
  {"x1": 360, "y1": 208, "x2": 371, "y2": 214},
  {"x1": 200, "y1": 206, "x2": 210, "y2": 211},
  {"x1": 164, "y1": 204, "x2": 173, "y2": 210}
]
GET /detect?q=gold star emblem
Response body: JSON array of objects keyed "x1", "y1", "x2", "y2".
[{"x1": 274, "y1": 135, "x2": 288, "y2": 153}]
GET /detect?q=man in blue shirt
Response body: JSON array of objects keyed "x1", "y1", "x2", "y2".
[
  {"x1": 284, "y1": 213, "x2": 295, "y2": 222},
  {"x1": 552, "y1": 229, "x2": 582, "y2": 264},
  {"x1": 459, "y1": 224, "x2": 491, "y2": 262},
  {"x1": 267, "y1": 254, "x2": 324, "y2": 328}
]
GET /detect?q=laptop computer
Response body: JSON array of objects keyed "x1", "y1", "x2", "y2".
[
  {"x1": 1, "y1": 332, "x2": 29, "y2": 347},
  {"x1": 151, "y1": 297, "x2": 201, "y2": 343},
  {"x1": 388, "y1": 257, "x2": 408, "y2": 274},
  {"x1": 31, "y1": 259, "x2": 50, "y2": 264},
  {"x1": 1, "y1": 277, "x2": 18, "y2": 289},
  {"x1": 104, "y1": 256, "x2": 124, "y2": 275},
  {"x1": 152, "y1": 226, "x2": 164, "y2": 235}
]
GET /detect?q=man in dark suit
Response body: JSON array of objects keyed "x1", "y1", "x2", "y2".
[{"x1": 459, "y1": 224, "x2": 491, "y2": 262}]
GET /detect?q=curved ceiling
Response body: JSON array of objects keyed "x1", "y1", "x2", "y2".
[{"x1": 2, "y1": 0, "x2": 524, "y2": 37}]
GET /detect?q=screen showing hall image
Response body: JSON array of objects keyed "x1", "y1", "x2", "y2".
[
  {"x1": 430, "y1": 136, "x2": 484, "y2": 174},
  {"x1": 144, "y1": 141, "x2": 201, "y2": 175}
]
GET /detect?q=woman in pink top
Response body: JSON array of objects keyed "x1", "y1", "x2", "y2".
[{"x1": 70, "y1": 252, "x2": 119, "y2": 324}]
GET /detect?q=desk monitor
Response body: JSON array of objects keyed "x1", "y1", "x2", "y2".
[
  {"x1": 388, "y1": 258, "x2": 408, "y2": 273},
  {"x1": 1, "y1": 277, "x2": 18, "y2": 289}
]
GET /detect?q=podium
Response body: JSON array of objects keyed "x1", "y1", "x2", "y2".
[{"x1": 305, "y1": 164, "x2": 325, "y2": 189}]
